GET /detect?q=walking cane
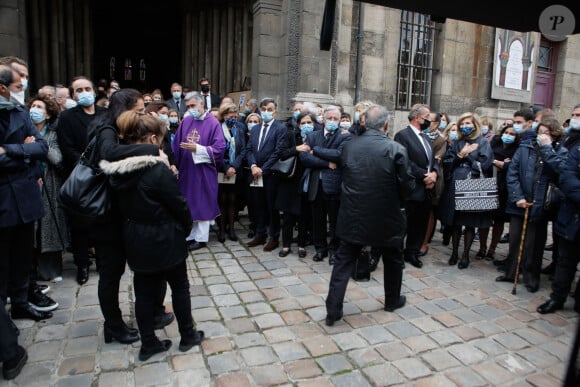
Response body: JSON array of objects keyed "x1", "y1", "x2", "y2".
[{"x1": 512, "y1": 202, "x2": 533, "y2": 295}]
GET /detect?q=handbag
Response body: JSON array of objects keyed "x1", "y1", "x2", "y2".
[
  {"x1": 544, "y1": 182, "x2": 563, "y2": 219},
  {"x1": 454, "y1": 161, "x2": 499, "y2": 212},
  {"x1": 271, "y1": 155, "x2": 297, "y2": 178},
  {"x1": 59, "y1": 138, "x2": 111, "y2": 224}
]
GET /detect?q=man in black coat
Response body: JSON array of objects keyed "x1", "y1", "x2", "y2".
[
  {"x1": 56, "y1": 76, "x2": 105, "y2": 285},
  {"x1": 246, "y1": 98, "x2": 287, "y2": 251},
  {"x1": 300, "y1": 105, "x2": 351, "y2": 264},
  {"x1": 394, "y1": 103, "x2": 439, "y2": 268},
  {"x1": 165, "y1": 82, "x2": 186, "y2": 118},
  {"x1": 325, "y1": 104, "x2": 415, "y2": 326},
  {"x1": 199, "y1": 78, "x2": 221, "y2": 111}
]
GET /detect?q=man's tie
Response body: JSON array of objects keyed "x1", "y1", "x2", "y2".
[
  {"x1": 176, "y1": 99, "x2": 180, "y2": 111},
  {"x1": 258, "y1": 123, "x2": 269, "y2": 151},
  {"x1": 420, "y1": 133, "x2": 433, "y2": 171},
  {"x1": 204, "y1": 95, "x2": 209, "y2": 111}
]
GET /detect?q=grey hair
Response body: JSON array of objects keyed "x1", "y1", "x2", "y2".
[
  {"x1": 302, "y1": 102, "x2": 318, "y2": 115},
  {"x1": 247, "y1": 98, "x2": 258, "y2": 108},
  {"x1": 184, "y1": 91, "x2": 204, "y2": 104},
  {"x1": 323, "y1": 105, "x2": 341, "y2": 117},
  {"x1": 408, "y1": 103, "x2": 430, "y2": 122},
  {"x1": 365, "y1": 105, "x2": 390, "y2": 131}
]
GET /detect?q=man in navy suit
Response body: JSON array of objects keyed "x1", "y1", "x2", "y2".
[
  {"x1": 394, "y1": 103, "x2": 439, "y2": 268},
  {"x1": 300, "y1": 105, "x2": 351, "y2": 264},
  {"x1": 165, "y1": 82, "x2": 186, "y2": 118},
  {"x1": 246, "y1": 98, "x2": 286, "y2": 251}
]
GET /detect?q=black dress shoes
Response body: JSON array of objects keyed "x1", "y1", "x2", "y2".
[
  {"x1": 104, "y1": 323, "x2": 140, "y2": 344},
  {"x1": 385, "y1": 295, "x2": 406, "y2": 312},
  {"x1": 448, "y1": 253, "x2": 459, "y2": 266},
  {"x1": 418, "y1": 246, "x2": 429, "y2": 257},
  {"x1": 179, "y1": 329, "x2": 205, "y2": 352},
  {"x1": 139, "y1": 339, "x2": 172, "y2": 361},
  {"x1": 537, "y1": 299, "x2": 563, "y2": 314},
  {"x1": 325, "y1": 311, "x2": 343, "y2": 326},
  {"x1": 77, "y1": 266, "x2": 89, "y2": 285},
  {"x1": 278, "y1": 248, "x2": 291, "y2": 257},
  {"x1": 405, "y1": 255, "x2": 423, "y2": 268},
  {"x1": 11, "y1": 304, "x2": 53, "y2": 321},
  {"x1": 298, "y1": 248, "x2": 307, "y2": 258},
  {"x1": 153, "y1": 311, "x2": 175, "y2": 330},
  {"x1": 187, "y1": 240, "x2": 206, "y2": 251},
  {"x1": 329, "y1": 254, "x2": 336, "y2": 265},
  {"x1": 2, "y1": 345, "x2": 27, "y2": 380},
  {"x1": 228, "y1": 231, "x2": 238, "y2": 241},
  {"x1": 541, "y1": 262, "x2": 556, "y2": 275},
  {"x1": 495, "y1": 275, "x2": 514, "y2": 283},
  {"x1": 313, "y1": 251, "x2": 328, "y2": 262}
]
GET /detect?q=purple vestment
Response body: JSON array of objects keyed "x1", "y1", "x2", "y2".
[{"x1": 172, "y1": 113, "x2": 226, "y2": 221}]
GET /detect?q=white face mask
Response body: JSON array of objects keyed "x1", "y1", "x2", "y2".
[
  {"x1": 570, "y1": 118, "x2": 580, "y2": 130},
  {"x1": 21, "y1": 78, "x2": 28, "y2": 91},
  {"x1": 10, "y1": 91, "x2": 25, "y2": 105}
]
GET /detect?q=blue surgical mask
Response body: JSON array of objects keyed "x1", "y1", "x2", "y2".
[
  {"x1": 247, "y1": 123, "x2": 258, "y2": 131},
  {"x1": 244, "y1": 106, "x2": 251, "y2": 114},
  {"x1": 481, "y1": 125, "x2": 489, "y2": 135},
  {"x1": 29, "y1": 107, "x2": 46, "y2": 124},
  {"x1": 501, "y1": 133, "x2": 515, "y2": 144},
  {"x1": 0, "y1": 95, "x2": 16, "y2": 111},
  {"x1": 169, "y1": 117, "x2": 179, "y2": 124},
  {"x1": 77, "y1": 91, "x2": 95, "y2": 107},
  {"x1": 293, "y1": 111, "x2": 300, "y2": 120},
  {"x1": 564, "y1": 126, "x2": 570, "y2": 135},
  {"x1": 261, "y1": 111, "x2": 273, "y2": 122},
  {"x1": 172, "y1": 91, "x2": 182, "y2": 100},
  {"x1": 460, "y1": 126, "x2": 474, "y2": 136},
  {"x1": 325, "y1": 121, "x2": 339, "y2": 132},
  {"x1": 422, "y1": 128, "x2": 431, "y2": 134},
  {"x1": 513, "y1": 123, "x2": 524, "y2": 134},
  {"x1": 158, "y1": 114, "x2": 168, "y2": 122},
  {"x1": 354, "y1": 111, "x2": 361, "y2": 124},
  {"x1": 340, "y1": 121, "x2": 351, "y2": 130},
  {"x1": 316, "y1": 115, "x2": 323, "y2": 124},
  {"x1": 439, "y1": 121, "x2": 447, "y2": 129},
  {"x1": 300, "y1": 124, "x2": 314, "y2": 136},
  {"x1": 449, "y1": 131, "x2": 459, "y2": 141},
  {"x1": 189, "y1": 108, "x2": 201, "y2": 119},
  {"x1": 531, "y1": 121, "x2": 539, "y2": 131}
]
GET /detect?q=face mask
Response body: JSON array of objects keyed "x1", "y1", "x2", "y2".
[
  {"x1": 316, "y1": 115, "x2": 323, "y2": 124},
  {"x1": 172, "y1": 91, "x2": 182, "y2": 100},
  {"x1": 169, "y1": 117, "x2": 179, "y2": 124},
  {"x1": 65, "y1": 98, "x2": 77, "y2": 109},
  {"x1": 0, "y1": 95, "x2": 16, "y2": 110},
  {"x1": 247, "y1": 123, "x2": 258, "y2": 131},
  {"x1": 449, "y1": 131, "x2": 459, "y2": 141},
  {"x1": 158, "y1": 114, "x2": 168, "y2": 122},
  {"x1": 501, "y1": 133, "x2": 515, "y2": 144},
  {"x1": 569, "y1": 118, "x2": 580, "y2": 130},
  {"x1": 422, "y1": 128, "x2": 431, "y2": 134},
  {"x1": 188, "y1": 108, "x2": 201, "y2": 119},
  {"x1": 293, "y1": 111, "x2": 300, "y2": 120},
  {"x1": 513, "y1": 123, "x2": 524, "y2": 134},
  {"x1": 77, "y1": 91, "x2": 95, "y2": 107},
  {"x1": 354, "y1": 111, "x2": 361, "y2": 124},
  {"x1": 420, "y1": 118, "x2": 431, "y2": 131},
  {"x1": 153, "y1": 97, "x2": 161, "y2": 101},
  {"x1": 226, "y1": 117, "x2": 237, "y2": 128},
  {"x1": 460, "y1": 126, "x2": 474, "y2": 136},
  {"x1": 201, "y1": 85, "x2": 210, "y2": 93},
  {"x1": 340, "y1": 121, "x2": 351, "y2": 129},
  {"x1": 531, "y1": 121, "x2": 539, "y2": 131},
  {"x1": 261, "y1": 111, "x2": 273, "y2": 122},
  {"x1": 11, "y1": 91, "x2": 25, "y2": 105},
  {"x1": 325, "y1": 121, "x2": 339, "y2": 132},
  {"x1": 481, "y1": 125, "x2": 489, "y2": 135},
  {"x1": 144, "y1": 102, "x2": 149, "y2": 107},
  {"x1": 29, "y1": 107, "x2": 46, "y2": 124},
  {"x1": 21, "y1": 78, "x2": 28, "y2": 91},
  {"x1": 244, "y1": 106, "x2": 251, "y2": 114},
  {"x1": 439, "y1": 120, "x2": 447, "y2": 129},
  {"x1": 300, "y1": 124, "x2": 314, "y2": 136},
  {"x1": 564, "y1": 126, "x2": 570, "y2": 135}
]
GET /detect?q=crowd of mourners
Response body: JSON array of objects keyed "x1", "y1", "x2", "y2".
[{"x1": 1, "y1": 55, "x2": 579, "y2": 380}]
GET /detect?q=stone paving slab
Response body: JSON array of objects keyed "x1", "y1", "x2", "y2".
[{"x1": 2, "y1": 220, "x2": 578, "y2": 386}]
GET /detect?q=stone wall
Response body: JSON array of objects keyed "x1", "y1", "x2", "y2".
[{"x1": 0, "y1": 0, "x2": 27, "y2": 58}]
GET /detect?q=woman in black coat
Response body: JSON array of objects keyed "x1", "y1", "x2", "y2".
[
  {"x1": 100, "y1": 111, "x2": 204, "y2": 361},
  {"x1": 274, "y1": 112, "x2": 314, "y2": 258}
]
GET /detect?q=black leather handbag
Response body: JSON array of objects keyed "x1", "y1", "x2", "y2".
[
  {"x1": 59, "y1": 138, "x2": 111, "y2": 225},
  {"x1": 271, "y1": 155, "x2": 297, "y2": 178}
]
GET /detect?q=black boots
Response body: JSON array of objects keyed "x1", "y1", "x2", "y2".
[
  {"x1": 179, "y1": 329, "x2": 205, "y2": 352},
  {"x1": 104, "y1": 322, "x2": 139, "y2": 344},
  {"x1": 139, "y1": 339, "x2": 172, "y2": 361}
]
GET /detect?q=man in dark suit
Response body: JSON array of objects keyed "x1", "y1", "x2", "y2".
[
  {"x1": 199, "y1": 78, "x2": 221, "y2": 111},
  {"x1": 246, "y1": 98, "x2": 286, "y2": 251},
  {"x1": 165, "y1": 82, "x2": 186, "y2": 117},
  {"x1": 394, "y1": 103, "x2": 439, "y2": 268},
  {"x1": 300, "y1": 105, "x2": 351, "y2": 264}
]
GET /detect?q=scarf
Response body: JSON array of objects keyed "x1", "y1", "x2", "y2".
[{"x1": 221, "y1": 122, "x2": 236, "y2": 165}]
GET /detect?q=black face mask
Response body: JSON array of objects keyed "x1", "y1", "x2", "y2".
[
  {"x1": 201, "y1": 85, "x2": 210, "y2": 93},
  {"x1": 420, "y1": 118, "x2": 431, "y2": 130}
]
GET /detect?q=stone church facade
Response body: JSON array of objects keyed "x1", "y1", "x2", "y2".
[{"x1": 1, "y1": 0, "x2": 579, "y2": 127}]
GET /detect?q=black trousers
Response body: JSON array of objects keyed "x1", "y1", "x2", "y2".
[
  {"x1": 311, "y1": 188, "x2": 340, "y2": 254},
  {"x1": 550, "y1": 231, "x2": 580, "y2": 305},
  {"x1": 0, "y1": 298, "x2": 19, "y2": 362},
  {"x1": 70, "y1": 223, "x2": 90, "y2": 268},
  {"x1": 134, "y1": 261, "x2": 194, "y2": 346},
  {"x1": 250, "y1": 174, "x2": 280, "y2": 239},
  {"x1": 504, "y1": 216, "x2": 547, "y2": 288},
  {"x1": 404, "y1": 199, "x2": 431, "y2": 257},
  {"x1": 0, "y1": 222, "x2": 34, "y2": 308},
  {"x1": 326, "y1": 240, "x2": 404, "y2": 316},
  {"x1": 93, "y1": 239, "x2": 126, "y2": 326},
  {"x1": 281, "y1": 197, "x2": 311, "y2": 248}
]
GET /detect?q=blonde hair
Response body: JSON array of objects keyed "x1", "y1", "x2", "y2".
[
  {"x1": 116, "y1": 111, "x2": 165, "y2": 144},
  {"x1": 456, "y1": 112, "x2": 481, "y2": 140},
  {"x1": 218, "y1": 103, "x2": 238, "y2": 122}
]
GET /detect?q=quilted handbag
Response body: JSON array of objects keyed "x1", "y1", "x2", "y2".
[{"x1": 454, "y1": 162, "x2": 499, "y2": 212}]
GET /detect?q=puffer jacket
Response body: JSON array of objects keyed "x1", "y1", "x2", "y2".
[
  {"x1": 554, "y1": 145, "x2": 580, "y2": 241},
  {"x1": 506, "y1": 137, "x2": 567, "y2": 221},
  {"x1": 100, "y1": 155, "x2": 192, "y2": 273}
]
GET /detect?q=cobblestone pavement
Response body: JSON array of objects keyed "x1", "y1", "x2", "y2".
[{"x1": 4, "y1": 219, "x2": 578, "y2": 386}]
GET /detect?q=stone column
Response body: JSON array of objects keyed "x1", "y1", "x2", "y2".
[{"x1": 0, "y1": 0, "x2": 28, "y2": 58}]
